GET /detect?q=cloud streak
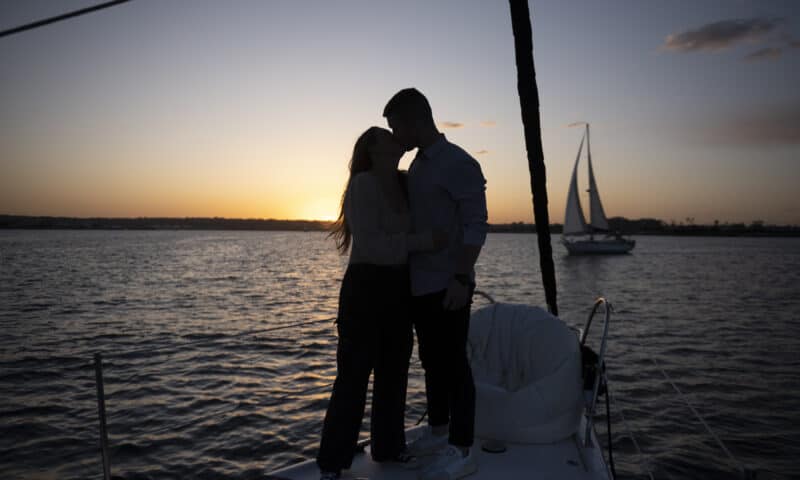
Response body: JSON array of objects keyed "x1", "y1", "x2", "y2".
[
  {"x1": 435, "y1": 120, "x2": 496, "y2": 129},
  {"x1": 662, "y1": 18, "x2": 784, "y2": 52},
  {"x1": 744, "y1": 47, "x2": 783, "y2": 62},
  {"x1": 703, "y1": 103, "x2": 800, "y2": 146}
]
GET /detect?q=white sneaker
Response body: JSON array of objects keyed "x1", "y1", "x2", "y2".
[
  {"x1": 407, "y1": 426, "x2": 449, "y2": 456},
  {"x1": 418, "y1": 445, "x2": 477, "y2": 480}
]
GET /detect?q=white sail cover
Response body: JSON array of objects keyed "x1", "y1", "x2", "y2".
[
  {"x1": 586, "y1": 127, "x2": 609, "y2": 231},
  {"x1": 468, "y1": 304, "x2": 584, "y2": 443},
  {"x1": 563, "y1": 133, "x2": 588, "y2": 235}
]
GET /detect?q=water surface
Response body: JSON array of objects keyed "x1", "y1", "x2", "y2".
[{"x1": 1, "y1": 231, "x2": 798, "y2": 479}]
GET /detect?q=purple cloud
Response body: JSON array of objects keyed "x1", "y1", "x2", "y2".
[
  {"x1": 662, "y1": 18, "x2": 785, "y2": 52},
  {"x1": 744, "y1": 47, "x2": 783, "y2": 62},
  {"x1": 704, "y1": 103, "x2": 800, "y2": 146}
]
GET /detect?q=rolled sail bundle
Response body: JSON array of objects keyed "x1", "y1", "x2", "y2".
[{"x1": 468, "y1": 303, "x2": 583, "y2": 443}]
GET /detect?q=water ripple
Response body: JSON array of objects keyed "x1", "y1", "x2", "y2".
[{"x1": 1, "y1": 231, "x2": 799, "y2": 479}]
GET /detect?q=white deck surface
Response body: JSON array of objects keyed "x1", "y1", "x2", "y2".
[{"x1": 268, "y1": 422, "x2": 612, "y2": 480}]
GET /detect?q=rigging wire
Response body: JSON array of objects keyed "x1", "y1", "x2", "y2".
[
  {"x1": 604, "y1": 370, "x2": 658, "y2": 480},
  {"x1": 616, "y1": 338, "x2": 763, "y2": 479},
  {"x1": 603, "y1": 383, "x2": 618, "y2": 479},
  {"x1": 110, "y1": 378, "x2": 337, "y2": 439},
  {"x1": 107, "y1": 373, "x2": 432, "y2": 445},
  {"x1": 92, "y1": 316, "x2": 336, "y2": 391},
  {"x1": 0, "y1": 0, "x2": 134, "y2": 39},
  {"x1": 105, "y1": 342, "x2": 423, "y2": 397},
  {"x1": 582, "y1": 288, "x2": 760, "y2": 479},
  {"x1": 102, "y1": 316, "x2": 336, "y2": 359},
  {"x1": 644, "y1": 352, "x2": 749, "y2": 477},
  {"x1": 94, "y1": 316, "x2": 425, "y2": 445}
]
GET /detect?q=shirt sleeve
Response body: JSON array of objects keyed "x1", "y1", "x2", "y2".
[
  {"x1": 441, "y1": 156, "x2": 488, "y2": 246},
  {"x1": 347, "y1": 174, "x2": 416, "y2": 264}
]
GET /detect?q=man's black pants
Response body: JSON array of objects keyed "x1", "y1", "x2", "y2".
[{"x1": 412, "y1": 288, "x2": 475, "y2": 448}]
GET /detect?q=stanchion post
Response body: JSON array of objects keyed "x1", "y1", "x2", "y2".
[{"x1": 94, "y1": 352, "x2": 111, "y2": 480}]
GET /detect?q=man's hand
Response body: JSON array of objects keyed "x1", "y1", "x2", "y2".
[{"x1": 442, "y1": 277, "x2": 470, "y2": 311}]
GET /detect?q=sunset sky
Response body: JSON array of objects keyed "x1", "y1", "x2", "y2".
[{"x1": 1, "y1": 0, "x2": 798, "y2": 224}]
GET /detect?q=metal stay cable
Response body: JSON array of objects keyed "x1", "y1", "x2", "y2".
[
  {"x1": 122, "y1": 379, "x2": 336, "y2": 438},
  {"x1": 104, "y1": 318, "x2": 420, "y2": 399},
  {"x1": 603, "y1": 369, "x2": 658, "y2": 480},
  {"x1": 241, "y1": 348, "x2": 424, "y2": 381},
  {"x1": 97, "y1": 318, "x2": 440, "y2": 461},
  {"x1": 626, "y1": 339, "x2": 748, "y2": 477},
  {"x1": 646, "y1": 354, "x2": 746, "y2": 476},
  {"x1": 96, "y1": 317, "x2": 337, "y2": 389},
  {"x1": 0, "y1": 0, "x2": 134, "y2": 38},
  {"x1": 102, "y1": 316, "x2": 336, "y2": 359}
]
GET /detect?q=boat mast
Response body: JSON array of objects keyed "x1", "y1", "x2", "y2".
[
  {"x1": 586, "y1": 123, "x2": 594, "y2": 241},
  {"x1": 585, "y1": 122, "x2": 610, "y2": 237},
  {"x1": 508, "y1": 0, "x2": 558, "y2": 315}
]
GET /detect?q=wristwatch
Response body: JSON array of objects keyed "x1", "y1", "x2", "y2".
[{"x1": 453, "y1": 273, "x2": 475, "y2": 288}]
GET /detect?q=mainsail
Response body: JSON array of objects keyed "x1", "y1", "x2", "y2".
[
  {"x1": 563, "y1": 133, "x2": 588, "y2": 235},
  {"x1": 564, "y1": 123, "x2": 611, "y2": 236},
  {"x1": 586, "y1": 126, "x2": 609, "y2": 231}
]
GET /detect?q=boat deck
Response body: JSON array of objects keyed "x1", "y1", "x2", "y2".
[{"x1": 268, "y1": 423, "x2": 612, "y2": 480}]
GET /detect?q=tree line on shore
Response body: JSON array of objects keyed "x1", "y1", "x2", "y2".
[
  {"x1": 1, "y1": 215, "x2": 798, "y2": 236},
  {"x1": 491, "y1": 217, "x2": 800, "y2": 236}
]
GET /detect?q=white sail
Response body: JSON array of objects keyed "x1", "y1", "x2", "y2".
[
  {"x1": 563, "y1": 133, "x2": 588, "y2": 235},
  {"x1": 586, "y1": 126, "x2": 609, "y2": 231}
]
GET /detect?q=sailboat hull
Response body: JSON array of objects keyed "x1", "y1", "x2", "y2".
[{"x1": 563, "y1": 237, "x2": 635, "y2": 255}]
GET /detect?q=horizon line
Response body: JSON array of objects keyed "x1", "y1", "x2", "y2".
[{"x1": 1, "y1": 213, "x2": 797, "y2": 227}]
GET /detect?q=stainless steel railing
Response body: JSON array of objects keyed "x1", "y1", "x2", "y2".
[
  {"x1": 580, "y1": 297, "x2": 612, "y2": 448},
  {"x1": 89, "y1": 315, "x2": 337, "y2": 479}
]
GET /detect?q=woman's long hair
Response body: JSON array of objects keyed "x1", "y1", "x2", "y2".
[{"x1": 329, "y1": 127, "x2": 383, "y2": 254}]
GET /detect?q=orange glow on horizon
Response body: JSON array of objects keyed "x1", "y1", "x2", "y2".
[{"x1": 297, "y1": 197, "x2": 340, "y2": 222}]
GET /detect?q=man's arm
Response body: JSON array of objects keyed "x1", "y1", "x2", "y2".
[
  {"x1": 442, "y1": 156, "x2": 488, "y2": 310},
  {"x1": 455, "y1": 244, "x2": 482, "y2": 276}
]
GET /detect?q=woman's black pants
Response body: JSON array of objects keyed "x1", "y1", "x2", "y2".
[{"x1": 316, "y1": 264, "x2": 413, "y2": 474}]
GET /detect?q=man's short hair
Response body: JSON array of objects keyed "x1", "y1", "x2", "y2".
[{"x1": 383, "y1": 88, "x2": 433, "y2": 120}]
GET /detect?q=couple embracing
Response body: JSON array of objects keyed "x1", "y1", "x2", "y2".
[{"x1": 317, "y1": 88, "x2": 488, "y2": 480}]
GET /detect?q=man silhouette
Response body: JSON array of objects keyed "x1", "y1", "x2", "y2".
[{"x1": 384, "y1": 88, "x2": 488, "y2": 480}]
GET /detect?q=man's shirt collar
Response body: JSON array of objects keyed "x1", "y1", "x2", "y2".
[{"x1": 419, "y1": 133, "x2": 447, "y2": 160}]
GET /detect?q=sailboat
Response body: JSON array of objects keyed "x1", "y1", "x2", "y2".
[{"x1": 562, "y1": 123, "x2": 635, "y2": 255}]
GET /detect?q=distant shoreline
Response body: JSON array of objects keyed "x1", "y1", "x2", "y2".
[{"x1": 2, "y1": 215, "x2": 799, "y2": 237}]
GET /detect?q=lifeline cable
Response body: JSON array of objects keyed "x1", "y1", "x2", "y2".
[{"x1": 0, "y1": 1, "x2": 134, "y2": 38}]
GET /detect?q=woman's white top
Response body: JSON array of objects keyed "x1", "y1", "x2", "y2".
[{"x1": 346, "y1": 172, "x2": 432, "y2": 266}]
